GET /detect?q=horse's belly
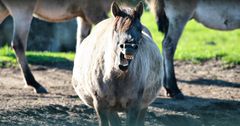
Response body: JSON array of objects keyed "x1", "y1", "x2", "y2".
[
  {"x1": 33, "y1": 0, "x2": 82, "y2": 22},
  {"x1": 194, "y1": 0, "x2": 240, "y2": 30}
]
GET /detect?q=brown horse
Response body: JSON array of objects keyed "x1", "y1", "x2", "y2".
[
  {"x1": 0, "y1": 0, "x2": 113, "y2": 93},
  {"x1": 146, "y1": 0, "x2": 240, "y2": 99},
  {"x1": 72, "y1": 2, "x2": 163, "y2": 126}
]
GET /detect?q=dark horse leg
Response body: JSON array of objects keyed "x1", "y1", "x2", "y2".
[
  {"x1": 3, "y1": 0, "x2": 47, "y2": 93},
  {"x1": 162, "y1": 27, "x2": 185, "y2": 99},
  {"x1": 161, "y1": 0, "x2": 196, "y2": 99}
]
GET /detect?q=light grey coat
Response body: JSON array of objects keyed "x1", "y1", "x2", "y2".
[{"x1": 73, "y1": 18, "x2": 162, "y2": 109}]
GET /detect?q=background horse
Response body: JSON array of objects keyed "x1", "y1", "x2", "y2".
[
  {"x1": 146, "y1": 0, "x2": 240, "y2": 99},
  {"x1": 0, "y1": 0, "x2": 113, "y2": 93},
  {"x1": 72, "y1": 2, "x2": 163, "y2": 126}
]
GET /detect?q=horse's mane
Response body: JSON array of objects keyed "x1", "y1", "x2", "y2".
[{"x1": 113, "y1": 8, "x2": 141, "y2": 32}]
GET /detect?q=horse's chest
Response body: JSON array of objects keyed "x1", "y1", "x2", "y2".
[
  {"x1": 104, "y1": 92, "x2": 140, "y2": 111},
  {"x1": 98, "y1": 80, "x2": 142, "y2": 110}
]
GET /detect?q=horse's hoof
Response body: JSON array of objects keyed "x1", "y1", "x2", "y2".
[
  {"x1": 171, "y1": 92, "x2": 184, "y2": 100},
  {"x1": 166, "y1": 89, "x2": 185, "y2": 100},
  {"x1": 35, "y1": 86, "x2": 48, "y2": 94}
]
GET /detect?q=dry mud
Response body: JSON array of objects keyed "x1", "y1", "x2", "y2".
[{"x1": 0, "y1": 60, "x2": 239, "y2": 126}]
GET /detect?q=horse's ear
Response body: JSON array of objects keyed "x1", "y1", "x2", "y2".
[
  {"x1": 111, "y1": 2, "x2": 121, "y2": 17},
  {"x1": 135, "y1": 1, "x2": 144, "y2": 19}
]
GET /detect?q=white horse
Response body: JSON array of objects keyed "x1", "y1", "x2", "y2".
[
  {"x1": 0, "y1": 0, "x2": 113, "y2": 93},
  {"x1": 72, "y1": 2, "x2": 163, "y2": 126},
  {"x1": 146, "y1": 0, "x2": 240, "y2": 99}
]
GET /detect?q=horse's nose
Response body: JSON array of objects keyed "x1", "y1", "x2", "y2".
[
  {"x1": 120, "y1": 44, "x2": 138, "y2": 56},
  {"x1": 131, "y1": 44, "x2": 138, "y2": 49},
  {"x1": 120, "y1": 44, "x2": 124, "y2": 49}
]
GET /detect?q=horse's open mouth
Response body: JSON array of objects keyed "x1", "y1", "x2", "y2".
[
  {"x1": 124, "y1": 54, "x2": 134, "y2": 60},
  {"x1": 119, "y1": 53, "x2": 134, "y2": 71}
]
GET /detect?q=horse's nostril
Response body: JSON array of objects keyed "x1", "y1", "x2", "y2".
[
  {"x1": 132, "y1": 44, "x2": 138, "y2": 49},
  {"x1": 134, "y1": 45, "x2": 138, "y2": 49},
  {"x1": 120, "y1": 44, "x2": 124, "y2": 48}
]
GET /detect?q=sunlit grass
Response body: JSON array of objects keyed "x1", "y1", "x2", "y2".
[
  {"x1": 0, "y1": 11, "x2": 240, "y2": 68},
  {"x1": 0, "y1": 45, "x2": 74, "y2": 67}
]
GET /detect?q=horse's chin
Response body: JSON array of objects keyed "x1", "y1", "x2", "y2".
[{"x1": 119, "y1": 64, "x2": 129, "y2": 71}]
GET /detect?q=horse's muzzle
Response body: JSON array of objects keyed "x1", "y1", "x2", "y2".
[
  {"x1": 119, "y1": 53, "x2": 130, "y2": 71},
  {"x1": 120, "y1": 43, "x2": 138, "y2": 59}
]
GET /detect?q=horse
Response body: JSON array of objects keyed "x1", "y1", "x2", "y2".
[
  {"x1": 72, "y1": 2, "x2": 163, "y2": 126},
  {"x1": 146, "y1": 0, "x2": 240, "y2": 99},
  {"x1": 0, "y1": 0, "x2": 113, "y2": 93}
]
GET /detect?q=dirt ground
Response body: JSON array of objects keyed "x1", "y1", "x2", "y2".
[{"x1": 0, "y1": 60, "x2": 239, "y2": 126}]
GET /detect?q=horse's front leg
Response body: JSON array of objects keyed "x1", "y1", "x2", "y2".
[
  {"x1": 3, "y1": 0, "x2": 47, "y2": 93},
  {"x1": 108, "y1": 111, "x2": 121, "y2": 126},
  {"x1": 93, "y1": 99, "x2": 109, "y2": 126},
  {"x1": 126, "y1": 106, "x2": 146, "y2": 126},
  {"x1": 162, "y1": 19, "x2": 188, "y2": 99},
  {"x1": 161, "y1": 0, "x2": 198, "y2": 99},
  {"x1": 136, "y1": 108, "x2": 147, "y2": 126}
]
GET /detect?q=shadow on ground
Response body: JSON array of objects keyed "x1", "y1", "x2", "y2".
[
  {"x1": 0, "y1": 104, "x2": 97, "y2": 126},
  {"x1": 150, "y1": 96, "x2": 240, "y2": 126},
  {"x1": 1, "y1": 96, "x2": 239, "y2": 126},
  {"x1": 179, "y1": 79, "x2": 240, "y2": 88}
]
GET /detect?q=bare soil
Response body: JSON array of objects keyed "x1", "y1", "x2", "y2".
[{"x1": 0, "y1": 60, "x2": 239, "y2": 126}]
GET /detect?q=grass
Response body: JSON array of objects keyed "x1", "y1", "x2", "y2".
[
  {"x1": 1, "y1": 11, "x2": 240, "y2": 67},
  {"x1": 0, "y1": 46, "x2": 16, "y2": 67},
  {"x1": 0, "y1": 45, "x2": 74, "y2": 68}
]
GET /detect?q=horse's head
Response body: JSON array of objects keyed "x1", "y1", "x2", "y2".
[{"x1": 111, "y1": 2, "x2": 144, "y2": 71}]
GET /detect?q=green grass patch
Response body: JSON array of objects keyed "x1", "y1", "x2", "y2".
[
  {"x1": 0, "y1": 46, "x2": 16, "y2": 67},
  {"x1": 0, "y1": 45, "x2": 74, "y2": 68},
  {"x1": 26, "y1": 51, "x2": 74, "y2": 65},
  {"x1": 1, "y1": 12, "x2": 240, "y2": 67}
]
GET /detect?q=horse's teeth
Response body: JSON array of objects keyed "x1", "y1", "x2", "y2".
[{"x1": 124, "y1": 55, "x2": 134, "y2": 60}]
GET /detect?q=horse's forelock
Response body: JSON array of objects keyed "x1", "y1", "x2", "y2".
[
  {"x1": 114, "y1": 17, "x2": 132, "y2": 32},
  {"x1": 113, "y1": 8, "x2": 140, "y2": 32}
]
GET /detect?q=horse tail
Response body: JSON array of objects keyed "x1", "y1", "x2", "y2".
[{"x1": 148, "y1": 0, "x2": 169, "y2": 33}]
